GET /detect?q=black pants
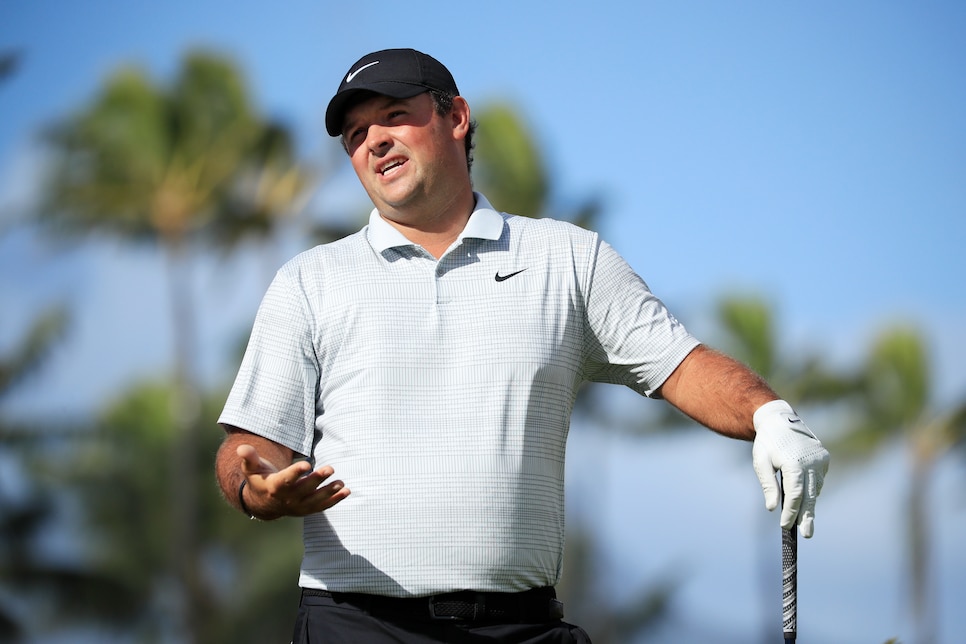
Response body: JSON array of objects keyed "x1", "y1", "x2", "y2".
[{"x1": 292, "y1": 590, "x2": 594, "y2": 644}]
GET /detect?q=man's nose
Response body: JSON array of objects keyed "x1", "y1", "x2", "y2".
[{"x1": 366, "y1": 125, "x2": 392, "y2": 153}]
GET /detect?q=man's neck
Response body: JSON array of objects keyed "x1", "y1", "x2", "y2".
[{"x1": 379, "y1": 189, "x2": 476, "y2": 259}]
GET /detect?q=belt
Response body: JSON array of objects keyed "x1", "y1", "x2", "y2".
[{"x1": 301, "y1": 586, "x2": 564, "y2": 623}]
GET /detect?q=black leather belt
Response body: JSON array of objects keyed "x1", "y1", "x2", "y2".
[{"x1": 301, "y1": 586, "x2": 564, "y2": 623}]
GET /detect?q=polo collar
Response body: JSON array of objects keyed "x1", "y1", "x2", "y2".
[{"x1": 367, "y1": 192, "x2": 504, "y2": 253}]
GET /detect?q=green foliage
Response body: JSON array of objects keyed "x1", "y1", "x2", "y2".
[
  {"x1": 0, "y1": 283, "x2": 132, "y2": 639},
  {"x1": 25, "y1": 47, "x2": 315, "y2": 643},
  {"x1": 0, "y1": 493, "x2": 142, "y2": 637},
  {"x1": 0, "y1": 306, "x2": 68, "y2": 401},
  {"x1": 830, "y1": 325, "x2": 935, "y2": 462},
  {"x1": 824, "y1": 324, "x2": 965, "y2": 644},
  {"x1": 865, "y1": 327, "x2": 930, "y2": 429},
  {"x1": 718, "y1": 296, "x2": 775, "y2": 376},
  {"x1": 473, "y1": 102, "x2": 548, "y2": 218},
  {"x1": 0, "y1": 50, "x2": 21, "y2": 81},
  {"x1": 716, "y1": 294, "x2": 862, "y2": 407},
  {"x1": 50, "y1": 379, "x2": 304, "y2": 643},
  {"x1": 39, "y1": 49, "x2": 304, "y2": 245},
  {"x1": 207, "y1": 121, "x2": 314, "y2": 250},
  {"x1": 471, "y1": 101, "x2": 603, "y2": 230}
]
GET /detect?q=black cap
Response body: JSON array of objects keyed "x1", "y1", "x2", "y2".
[{"x1": 325, "y1": 48, "x2": 459, "y2": 137}]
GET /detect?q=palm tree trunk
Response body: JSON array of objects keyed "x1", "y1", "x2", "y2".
[
  {"x1": 164, "y1": 237, "x2": 204, "y2": 644},
  {"x1": 909, "y1": 437, "x2": 936, "y2": 644}
]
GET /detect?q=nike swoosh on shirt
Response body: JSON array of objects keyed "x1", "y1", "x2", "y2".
[
  {"x1": 346, "y1": 61, "x2": 379, "y2": 83},
  {"x1": 494, "y1": 269, "x2": 527, "y2": 282}
]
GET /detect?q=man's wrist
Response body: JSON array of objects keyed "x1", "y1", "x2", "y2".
[
  {"x1": 238, "y1": 478, "x2": 259, "y2": 520},
  {"x1": 753, "y1": 399, "x2": 794, "y2": 433}
]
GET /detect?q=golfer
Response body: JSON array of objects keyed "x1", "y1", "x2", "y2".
[{"x1": 215, "y1": 48, "x2": 830, "y2": 643}]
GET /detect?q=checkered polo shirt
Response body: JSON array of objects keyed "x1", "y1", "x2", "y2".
[{"x1": 219, "y1": 193, "x2": 700, "y2": 597}]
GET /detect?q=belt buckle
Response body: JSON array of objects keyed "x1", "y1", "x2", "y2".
[
  {"x1": 427, "y1": 593, "x2": 484, "y2": 621},
  {"x1": 428, "y1": 595, "x2": 460, "y2": 621}
]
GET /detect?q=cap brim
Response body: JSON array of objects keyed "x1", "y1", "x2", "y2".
[{"x1": 325, "y1": 82, "x2": 430, "y2": 137}]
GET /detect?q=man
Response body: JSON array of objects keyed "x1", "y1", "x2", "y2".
[{"x1": 215, "y1": 48, "x2": 829, "y2": 643}]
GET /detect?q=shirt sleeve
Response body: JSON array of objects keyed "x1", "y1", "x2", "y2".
[
  {"x1": 217, "y1": 267, "x2": 319, "y2": 457},
  {"x1": 581, "y1": 240, "x2": 701, "y2": 397}
]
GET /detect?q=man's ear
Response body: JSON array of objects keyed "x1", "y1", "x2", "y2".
[{"x1": 450, "y1": 96, "x2": 471, "y2": 139}]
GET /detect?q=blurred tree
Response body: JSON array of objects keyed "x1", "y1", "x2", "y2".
[
  {"x1": 694, "y1": 301, "x2": 966, "y2": 644},
  {"x1": 36, "y1": 49, "x2": 313, "y2": 643},
  {"x1": 0, "y1": 308, "x2": 68, "y2": 398},
  {"x1": 714, "y1": 296, "x2": 860, "y2": 402},
  {"x1": 473, "y1": 101, "x2": 602, "y2": 228},
  {"x1": 473, "y1": 102, "x2": 547, "y2": 218},
  {"x1": 829, "y1": 326, "x2": 966, "y2": 644},
  {"x1": 714, "y1": 296, "x2": 858, "y2": 644},
  {"x1": 0, "y1": 306, "x2": 74, "y2": 641},
  {"x1": 0, "y1": 302, "x2": 143, "y2": 641},
  {"x1": 0, "y1": 47, "x2": 120, "y2": 643},
  {"x1": 45, "y1": 379, "x2": 305, "y2": 643},
  {"x1": 0, "y1": 50, "x2": 21, "y2": 83},
  {"x1": 577, "y1": 294, "x2": 860, "y2": 642}
]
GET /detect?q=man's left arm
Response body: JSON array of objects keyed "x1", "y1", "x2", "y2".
[{"x1": 658, "y1": 344, "x2": 830, "y2": 537}]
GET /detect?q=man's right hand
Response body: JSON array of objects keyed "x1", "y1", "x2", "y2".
[{"x1": 236, "y1": 444, "x2": 351, "y2": 519}]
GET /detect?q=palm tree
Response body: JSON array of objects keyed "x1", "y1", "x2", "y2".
[
  {"x1": 714, "y1": 302, "x2": 966, "y2": 644},
  {"x1": 473, "y1": 101, "x2": 602, "y2": 227},
  {"x1": 831, "y1": 326, "x2": 966, "y2": 644},
  {"x1": 582, "y1": 294, "x2": 858, "y2": 641},
  {"x1": 473, "y1": 102, "x2": 547, "y2": 218},
  {"x1": 0, "y1": 308, "x2": 68, "y2": 400},
  {"x1": 36, "y1": 49, "x2": 313, "y2": 643},
  {"x1": 712, "y1": 296, "x2": 859, "y2": 643},
  {"x1": 0, "y1": 298, "x2": 145, "y2": 641},
  {"x1": 0, "y1": 306, "x2": 68, "y2": 641},
  {"x1": 48, "y1": 378, "x2": 305, "y2": 643},
  {"x1": 1, "y1": 50, "x2": 132, "y2": 642}
]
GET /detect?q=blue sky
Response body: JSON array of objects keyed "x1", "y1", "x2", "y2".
[{"x1": 2, "y1": 2, "x2": 965, "y2": 643}]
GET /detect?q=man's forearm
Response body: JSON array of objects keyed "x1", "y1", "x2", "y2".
[
  {"x1": 214, "y1": 426, "x2": 294, "y2": 514},
  {"x1": 658, "y1": 344, "x2": 778, "y2": 440}
]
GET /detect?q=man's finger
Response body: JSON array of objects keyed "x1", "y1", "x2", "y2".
[
  {"x1": 306, "y1": 480, "x2": 351, "y2": 512},
  {"x1": 798, "y1": 506, "x2": 815, "y2": 538},
  {"x1": 278, "y1": 459, "x2": 313, "y2": 482},
  {"x1": 236, "y1": 444, "x2": 261, "y2": 473},
  {"x1": 797, "y1": 468, "x2": 824, "y2": 538},
  {"x1": 779, "y1": 466, "x2": 805, "y2": 530},
  {"x1": 752, "y1": 445, "x2": 780, "y2": 511},
  {"x1": 237, "y1": 444, "x2": 288, "y2": 479}
]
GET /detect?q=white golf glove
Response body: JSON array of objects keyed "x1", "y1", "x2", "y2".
[{"x1": 752, "y1": 400, "x2": 829, "y2": 538}]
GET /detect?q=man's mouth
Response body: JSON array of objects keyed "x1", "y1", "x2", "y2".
[{"x1": 378, "y1": 159, "x2": 405, "y2": 176}]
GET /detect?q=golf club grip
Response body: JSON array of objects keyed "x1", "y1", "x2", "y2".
[
  {"x1": 782, "y1": 524, "x2": 797, "y2": 642},
  {"x1": 780, "y1": 475, "x2": 798, "y2": 643}
]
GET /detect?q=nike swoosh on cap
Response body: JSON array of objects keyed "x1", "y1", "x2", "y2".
[{"x1": 346, "y1": 61, "x2": 379, "y2": 83}]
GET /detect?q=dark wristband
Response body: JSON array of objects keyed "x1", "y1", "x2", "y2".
[{"x1": 238, "y1": 478, "x2": 257, "y2": 520}]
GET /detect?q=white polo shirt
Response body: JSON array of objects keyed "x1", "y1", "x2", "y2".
[{"x1": 219, "y1": 193, "x2": 700, "y2": 597}]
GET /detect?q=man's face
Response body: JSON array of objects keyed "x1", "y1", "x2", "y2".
[{"x1": 341, "y1": 92, "x2": 468, "y2": 223}]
